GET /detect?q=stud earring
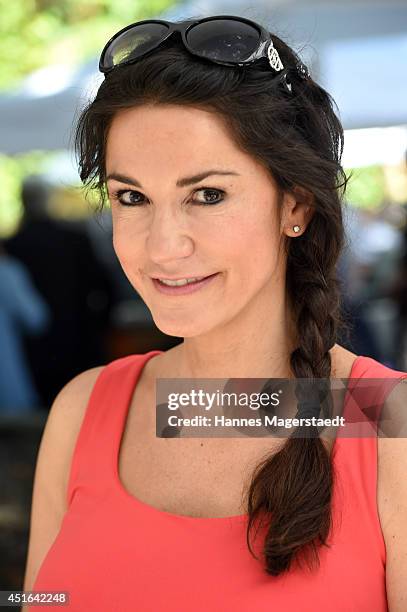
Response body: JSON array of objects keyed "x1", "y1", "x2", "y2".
[{"x1": 293, "y1": 225, "x2": 301, "y2": 233}]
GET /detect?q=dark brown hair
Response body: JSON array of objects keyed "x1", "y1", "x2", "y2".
[{"x1": 74, "y1": 20, "x2": 351, "y2": 576}]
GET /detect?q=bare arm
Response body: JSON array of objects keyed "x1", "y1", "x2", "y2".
[{"x1": 21, "y1": 366, "x2": 105, "y2": 609}]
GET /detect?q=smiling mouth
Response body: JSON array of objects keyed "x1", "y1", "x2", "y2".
[
  {"x1": 151, "y1": 272, "x2": 220, "y2": 294},
  {"x1": 155, "y1": 274, "x2": 216, "y2": 285}
]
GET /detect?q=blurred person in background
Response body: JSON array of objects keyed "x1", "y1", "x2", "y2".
[
  {"x1": 3, "y1": 175, "x2": 116, "y2": 409},
  {"x1": 338, "y1": 201, "x2": 404, "y2": 367},
  {"x1": 387, "y1": 205, "x2": 407, "y2": 370},
  {"x1": 337, "y1": 204, "x2": 383, "y2": 361},
  {"x1": 0, "y1": 239, "x2": 50, "y2": 414},
  {"x1": 385, "y1": 148, "x2": 407, "y2": 370}
]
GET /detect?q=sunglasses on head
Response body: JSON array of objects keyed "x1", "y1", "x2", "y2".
[{"x1": 99, "y1": 14, "x2": 309, "y2": 94}]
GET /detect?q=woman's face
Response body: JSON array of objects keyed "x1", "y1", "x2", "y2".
[{"x1": 105, "y1": 103, "x2": 296, "y2": 338}]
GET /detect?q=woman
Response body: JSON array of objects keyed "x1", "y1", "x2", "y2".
[{"x1": 23, "y1": 15, "x2": 407, "y2": 611}]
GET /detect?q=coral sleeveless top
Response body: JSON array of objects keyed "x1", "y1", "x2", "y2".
[{"x1": 30, "y1": 351, "x2": 407, "y2": 611}]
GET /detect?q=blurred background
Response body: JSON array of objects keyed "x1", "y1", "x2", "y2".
[{"x1": 0, "y1": 0, "x2": 406, "y2": 595}]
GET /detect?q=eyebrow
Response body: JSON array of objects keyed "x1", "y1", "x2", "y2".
[{"x1": 105, "y1": 169, "x2": 240, "y2": 188}]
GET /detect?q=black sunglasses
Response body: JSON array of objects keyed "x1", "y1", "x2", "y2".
[{"x1": 99, "y1": 15, "x2": 309, "y2": 93}]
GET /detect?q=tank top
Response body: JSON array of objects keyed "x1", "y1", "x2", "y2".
[{"x1": 30, "y1": 351, "x2": 407, "y2": 611}]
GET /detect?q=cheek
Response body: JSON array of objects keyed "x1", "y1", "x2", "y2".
[
  {"x1": 112, "y1": 223, "x2": 141, "y2": 272},
  {"x1": 112, "y1": 232, "x2": 145, "y2": 293},
  {"x1": 112, "y1": 229, "x2": 126, "y2": 261},
  {"x1": 250, "y1": 225, "x2": 280, "y2": 270},
  {"x1": 226, "y1": 209, "x2": 279, "y2": 273}
]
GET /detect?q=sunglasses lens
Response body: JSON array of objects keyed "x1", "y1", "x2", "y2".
[
  {"x1": 102, "y1": 23, "x2": 169, "y2": 70},
  {"x1": 186, "y1": 19, "x2": 260, "y2": 62}
]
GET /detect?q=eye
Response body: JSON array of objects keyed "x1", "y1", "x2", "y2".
[
  {"x1": 111, "y1": 189, "x2": 146, "y2": 206},
  {"x1": 193, "y1": 188, "x2": 225, "y2": 205},
  {"x1": 110, "y1": 187, "x2": 225, "y2": 207}
]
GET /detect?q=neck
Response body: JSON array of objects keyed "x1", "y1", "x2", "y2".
[{"x1": 160, "y1": 286, "x2": 298, "y2": 379}]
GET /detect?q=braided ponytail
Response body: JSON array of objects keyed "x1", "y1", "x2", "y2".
[
  {"x1": 242, "y1": 35, "x2": 350, "y2": 575},
  {"x1": 245, "y1": 208, "x2": 344, "y2": 575}
]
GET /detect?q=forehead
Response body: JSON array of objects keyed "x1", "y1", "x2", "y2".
[{"x1": 105, "y1": 104, "x2": 253, "y2": 172}]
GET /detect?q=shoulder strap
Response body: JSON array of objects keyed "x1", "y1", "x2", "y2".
[
  {"x1": 333, "y1": 356, "x2": 407, "y2": 565},
  {"x1": 343, "y1": 356, "x2": 407, "y2": 432},
  {"x1": 66, "y1": 351, "x2": 162, "y2": 508}
]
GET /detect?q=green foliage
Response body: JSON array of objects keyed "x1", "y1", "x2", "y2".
[
  {"x1": 0, "y1": 0, "x2": 178, "y2": 90},
  {"x1": 344, "y1": 165, "x2": 386, "y2": 209},
  {"x1": 0, "y1": 0, "x2": 178, "y2": 234}
]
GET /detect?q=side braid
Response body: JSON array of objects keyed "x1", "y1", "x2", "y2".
[{"x1": 245, "y1": 205, "x2": 344, "y2": 576}]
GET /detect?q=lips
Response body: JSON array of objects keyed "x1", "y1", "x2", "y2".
[
  {"x1": 153, "y1": 274, "x2": 212, "y2": 282},
  {"x1": 157, "y1": 275, "x2": 211, "y2": 285},
  {"x1": 152, "y1": 272, "x2": 220, "y2": 295}
]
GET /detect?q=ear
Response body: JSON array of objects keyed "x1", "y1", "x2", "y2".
[{"x1": 281, "y1": 185, "x2": 315, "y2": 236}]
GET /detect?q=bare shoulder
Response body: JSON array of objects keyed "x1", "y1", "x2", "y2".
[
  {"x1": 329, "y1": 343, "x2": 359, "y2": 378},
  {"x1": 22, "y1": 365, "x2": 105, "y2": 596},
  {"x1": 34, "y1": 365, "x2": 107, "y2": 504},
  {"x1": 377, "y1": 377, "x2": 407, "y2": 611},
  {"x1": 50, "y1": 366, "x2": 106, "y2": 444}
]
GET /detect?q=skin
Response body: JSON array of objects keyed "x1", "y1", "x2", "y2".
[{"x1": 105, "y1": 104, "x2": 407, "y2": 610}]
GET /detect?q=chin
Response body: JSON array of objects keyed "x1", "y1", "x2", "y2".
[{"x1": 151, "y1": 314, "x2": 212, "y2": 339}]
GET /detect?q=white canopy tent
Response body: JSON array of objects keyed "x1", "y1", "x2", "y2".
[{"x1": 1, "y1": 0, "x2": 407, "y2": 154}]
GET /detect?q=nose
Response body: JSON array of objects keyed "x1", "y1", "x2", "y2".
[{"x1": 146, "y1": 207, "x2": 194, "y2": 264}]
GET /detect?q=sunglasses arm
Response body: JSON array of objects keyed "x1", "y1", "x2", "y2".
[{"x1": 267, "y1": 40, "x2": 284, "y2": 72}]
